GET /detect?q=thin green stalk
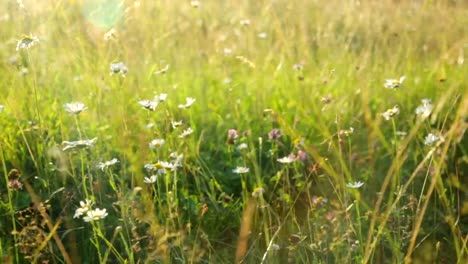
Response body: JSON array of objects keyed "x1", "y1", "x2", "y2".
[{"x1": 0, "y1": 144, "x2": 20, "y2": 263}]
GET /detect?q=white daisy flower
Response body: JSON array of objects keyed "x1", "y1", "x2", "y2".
[
  {"x1": 83, "y1": 208, "x2": 108, "y2": 222},
  {"x1": 96, "y1": 158, "x2": 119, "y2": 171},
  {"x1": 223, "y1": 48, "x2": 233, "y2": 56},
  {"x1": 144, "y1": 163, "x2": 166, "y2": 175},
  {"x1": 138, "y1": 99, "x2": 158, "y2": 111},
  {"x1": 384, "y1": 76, "x2": 406, "y2": 89},
  {"x1": 178, "y1": 97, "x2": 196, "y2": 109},
  {"x1": 346, "y1": 181, "x2": 365, "y2": 189},
  {"x1": 240, "y1": 19, "x2": 251, "y2": 26},
  {"x1": 103, "y1": 28, "x2": 117, "y2": 41},
  {"x1": 237, "y1": 143, "x2": 248, "y2": 150},
  {"x1": 159, "y1": 161, "x2": 178, "y2": 171},
  {"x1": 178, "y1": 127, "x2": 194, "y2": 138},
  {"x1": 169, "y1": 152, "x2": 184, "y2": 166},
  {"x1": 171, "y1": 120, "x2": 183, "y2": 129},
  {"x1": 149, "y1": 139, "x2": 165, "y2": 150},
  {"x1": 16, "y1": 35, "x2": 39, "y2": 51},
  {"x1": 424, "y1": 133, "x2": 443, "y2": 146},
  {"x1": 110, "y1": 62, "x2": 128, "y2": 77},
  {"x1": 64, "y1": 102, "x2": 87, "y2": 114},
  {"x1": 339, "y1": 127, "x2": 354, "y2": 136},
  {"x1": 144, "y1": 175, "x2": 158, "y2": 184},
  {"x1": 73, "y1": 199, "x2": 94, "y2": 218},
  {"x1": 190, "y1": 1, "x2": 200, "y2": 8},
  {"x1": 395, "y1": 131, "x2": 407, "y2": 137},
  {"x1": 257, "y1": 32, "x2": 268, "y2": 39},
  {"x1": 233, "y1": 167, "x2": 249, "y2": 174},
  {"x1": 156, "y1": 93, "x2": 168, "y2": 102},
  {"x1": 415, "y1": 99, "x2": 433, "y2": 118},
  {"x1": 293, "y1": 64, "x2": 304, "y2": 71},
  {"x1": 382, "y1": 106, "x2": 400, "y2": 120},
  {"x1": 62, "y1": 138, "x2": 97, "y2": 152},
  {"x1": 277, "y1": 155, "x2": 296, "y2": 164}
]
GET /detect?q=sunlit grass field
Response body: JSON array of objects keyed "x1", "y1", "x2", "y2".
[{"x1": 0, "y1": 0, "x2": 467, "y2": 263}]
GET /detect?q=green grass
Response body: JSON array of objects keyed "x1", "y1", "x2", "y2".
[{"x1": 0, "y1": 0, "x2": 467, "y2": 263}]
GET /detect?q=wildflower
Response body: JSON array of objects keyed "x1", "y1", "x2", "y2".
[
  {"x1": 178, "y1": 127, "x2": 194, "y2": 138},
  {"x1": 228, "y1": 129, "x2": 238, "y2": 144},
  {"x1": 145, "y1": 161, "x2": 178, "y2": 173},
  {"x1": 7, "y1": 170, "x2": 23, "y2": 189},
  {"x1": 237, "y1": 143, "x2": 248, "y2": 150},
  {"x1": 169, "y1": 152, "x2": 184, "y2": 166},
  {"x1": 228, "y1": 129, "x2": 239, "y2": 140},
  {"x1": 171, "y1": 120, "x2": 183, "y2": 129},
  {"x1": 240, "y1": 19, "x2": 251, "y2": 26},
  {"x1": 146, "y1": 123, "x2": 156, "y2": 129},
  {"x1": 0, "y1": 105, "x2": 4, "y2": 112},
  {"x1": 149, "y1": 139, "x2": 165, "y2": 150},
  {"x1": 270, "y1": 244, "x2": 280, "y2": 251},
  {"x1": 156, "y1": 93, "x2": 168, "y2": 102},
  {"x1": 424, "y1": 133, "x2": 442, "y2": 146},
  {"x1": 73, "y1": 199, "x2": 94, "y2": 218},
  {"x1": 159, "y1": 161, "x2": 178, "y2": 171},
  {"x1": 144, "y1": 163, "x2": 160, "y2": 171},
  {"x1": 8, "y1": 179, "x2": 23, "y2": 190},
  {"x1": 83, "y1": 208, "x2": 108, "y2": 222},
  {"x1": 252, "y1": 187, "x2": 265, "y2": 198},
  {"x1": 178, "y1": 97, "x2": 196, "y2": 109},
  {"x1": 277, "y1": 154, "x2": 296, "y2": 164},
  {"x1": 268, "y1": 128, "x2": 281, "y2": 140},
  {"x1": 63, "y1": 102, "x2": 87, "y2": 114},
  {"x1": 395, "y1": 131, "x2": 407, "y2": 137},
  {"x1": 233, "y1": 167, "x2": 249, "y2": 174},
  {"x1": 346, "y1": 181, "x2": 365, "y2": 189},
  {"x1": 16, "y1": 35, "x2": 39, "y2": 51},
  {"x1": 384, "y1": 76, "x2": 405, "y2": 89},
  {"x1": 293, "y1": 64, "x2": 304, "y2": 71},
  {"x1": 351, "y1": 240, "x2": 360, "y2": 251},
  {"x1": 19, "y1": 67, "x2": 28, "y2": 76},
  {"x1": 138, "y1": 99, "x2": 158, "y2": 111},
  {"x1": 104, "y1": 28, "x2": 117, "y2": 41},
  {"x1": 382, "y1": 106, "x2": 400, "y2": 120},
  {"x1": 190, "y1": 1, "x2": 200, "y2": 8},
  {"x1": 144, "y1": 163, "x2": 165, "y2": 175},
  {"x1": 144, "y1": 175, "x2": 158, "y2": 184},
  {"x1": 297, "y1": 150, "x2": 308, "y2": 161},
  {"x1": 96, "y1": 158, "x2": 119, "y2": 171},
  {"x1": 223, "y1": 48, "x2": 233, "y2": 56},
  {"x1": 339, "y1": 127, "x2": 354, "y2": 136},
  {"x1": 415, "y1": 99, "x2": 433, "y2": 118},
  {"x1": 257, "y1": 32, "x2": 268, "y2": 39},
  {"x1": 321, "y1": 95, "x2": 332, "y2": 104},
  {"x1": 312, "y1": 195, "x2": 328, "y2": 206},
  {"x1": 169, "y1": 152, "x2": 182, "y2": 159},
  {"x1": 62, "y1": 138, "x2": 97, "y2": 151},
  {"x1": 110, "y1": 62, "x2": 128, "y2": 77}
]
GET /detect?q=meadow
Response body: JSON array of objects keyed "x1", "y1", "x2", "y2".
[{"x1": 0, "y1": 0, "x2": 467, "y2": 263}]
